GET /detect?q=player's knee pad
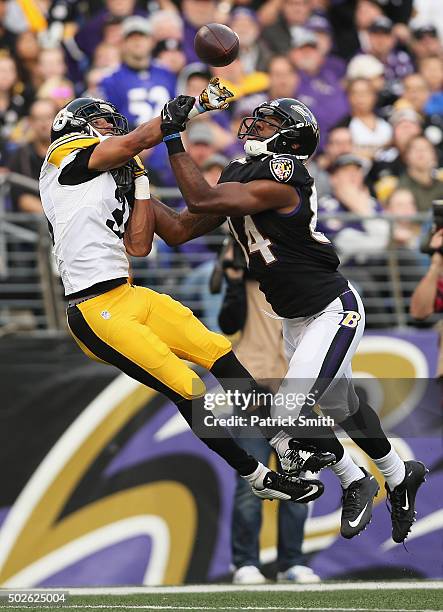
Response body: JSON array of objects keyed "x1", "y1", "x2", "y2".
[{"x1": 178, "y1": 371, "x2": 207, "y2": 400}]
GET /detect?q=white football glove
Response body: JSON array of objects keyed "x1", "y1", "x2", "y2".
[{"x1": 188, "y1": 77, "x2": 234, "y2": 119}]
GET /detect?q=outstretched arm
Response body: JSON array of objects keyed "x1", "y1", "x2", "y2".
[
  {"x1": 167, "y1": 148, "x2": 298, "y2": 216},
  {"x1": 89, "y1": 79, "x2": 234, "y2": 172},
  {"x1": 152, "y1": 197, "x2": 225, "y2": 246},
  {"x1": 88, "y1": 96, "x2": 196, "y2": 171}
]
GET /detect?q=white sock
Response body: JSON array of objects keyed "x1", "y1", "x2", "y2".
[
  {"x1": 331, "y1": 450, "x2": 365, "y2": 489},
  {"x1": 373, "y1": 448, "x2": 406, "y2": 490},
  {"x1": 242, "y1": 461, "x2": 269, "y2": 489},
  {"x1": 269, "y1": 430, "x2": 292, "y2": 455}
]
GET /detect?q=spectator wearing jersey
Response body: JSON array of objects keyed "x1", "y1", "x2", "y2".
[
  {"x1": 397, "y1": 135, "x2": 443, "y2": 212},
  {"x1": 339, "y1": 78, "x2": 392, "y2": 160},
  {"x1": 289, "y1": 30, "x2": 349, "y2": 148},
  {"x1": 366, "y1": 17, "x2": 414, "y2": 90},
  {"x1": 99, "y1": 16, "x2": 176, "y2": 129},
  {"x1": 262, "y1": 0, "x2": 313, "y2": 55},
  {"x1": 7, "y1": 99, "x2": 57, "y2": 213}
]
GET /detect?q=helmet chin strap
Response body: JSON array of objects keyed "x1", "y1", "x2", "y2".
[
  {"x1": 88, "y1": 124, "x2": 112, "y2": 141},
  {"x1": 243, "y1": 132, "x2": 280, "y2": 157}
]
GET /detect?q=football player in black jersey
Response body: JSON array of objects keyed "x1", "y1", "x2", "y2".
[{"x1": 152, "y1": 95, "x2": 428, "y2": 543}]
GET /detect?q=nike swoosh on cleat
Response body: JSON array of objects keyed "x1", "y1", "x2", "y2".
[
  {"x1": 402, "y1": 491, "x2": 409, "y2": 511},
  {"x1": 348, "y1": 502, "x2": 369, "y2": 528},
  {"x1": 296, "y1": 484, "x2": 319, "y2": 501}
]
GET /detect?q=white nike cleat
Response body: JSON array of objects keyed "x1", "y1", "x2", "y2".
[
  {"x1": 233, "y1": 565, "x2": 266, "y2": 585},
  {"x1": 277, "y1": 565, "x2": 321, "y2": 584},
  {"x1": 279, "y1": 439, "x2": 336, "y2": 476},
  {"x1": 252, "y1": 470, "x2": 324, "y2": 503},
  {"x1": 340, "y1": 467, "x2": 380, "y2": 539}
]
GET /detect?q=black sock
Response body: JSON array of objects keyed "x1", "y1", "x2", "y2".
[
  {"x1": 175, "y1": 396, "x2": 258, "y2": 476},
  {"x1": 211, "y1": 351, "x2": 280, "y2": 438},
  {"x1": 211, "y1": 352, "x2": 348, "y2": 460},
  {"x1": 340, "y1": 400, "x2": 391, "y2": 459}
]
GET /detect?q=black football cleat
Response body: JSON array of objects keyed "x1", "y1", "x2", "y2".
[
  {"x1": 252, "y1": 470, "x2": 324, "y2": 503},
  {"x1": 279, "y1": 439, "x2": 336, "y2": 476},
  {"x1": 386, "y1": 460, "x2": 428, "y2": 544},
  {"x1": 341, "y1": 468, "x2": 380, "y2": 539}
]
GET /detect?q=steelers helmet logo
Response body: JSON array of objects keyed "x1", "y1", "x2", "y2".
[
  {"x1": 270, "y1": 157, "x2": 295, "y2": 183},
  {"x1": 52, "y1": 109, "x2": 69, "y2": 132}
]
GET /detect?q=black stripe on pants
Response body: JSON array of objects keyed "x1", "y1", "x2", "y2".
[{"x1": 67, "y1": 306, "x2": 258, "y2": 475}]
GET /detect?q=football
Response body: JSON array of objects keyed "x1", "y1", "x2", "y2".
[{"x1": 194, "y1": 23, "x2": 240, "y2": 67}]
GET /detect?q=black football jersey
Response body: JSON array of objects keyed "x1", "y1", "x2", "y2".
[{"x1": 218, "y1": 154, "x2": 348, "y2": 318}]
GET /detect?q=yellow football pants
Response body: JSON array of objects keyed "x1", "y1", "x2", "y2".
[{"x1": 66, "y1": 283, "x2": 232, "y2": 399}]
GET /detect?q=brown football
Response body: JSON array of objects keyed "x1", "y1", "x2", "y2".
[{"x1": 194, "y1": 23, "x2": 240, "y2": 67}]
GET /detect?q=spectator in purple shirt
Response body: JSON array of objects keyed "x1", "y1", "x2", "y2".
[
  {"x1": 74, "y1": 0, "x2": 146, "y2": 59},
  {"x1": 288, "y1": 30, "x2": 349, "y2": 148},
  {"x1": 181, "y1": 0, "x2": 218, "y2": 63},
  {"x1": 99, "y1": 16, "x2": 176, "y2": 128},
  {"x1": 306, "y1": 14, "x2": 346, "y2": 80}
]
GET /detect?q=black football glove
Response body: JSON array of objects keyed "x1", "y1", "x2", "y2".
[{"x1": 161, "y1": 95, "x2": 195, "y2": 136}]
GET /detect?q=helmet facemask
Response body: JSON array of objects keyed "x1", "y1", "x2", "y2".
[
  {"x1": 51, "y1": 99, "x2": 129, "y2": 142},
  {"x1": 238, "y1": 101, "x2": 318, "y2": 161},
  {"x1": 74, "y1": 100, "x2": 128, "y2": 138}
]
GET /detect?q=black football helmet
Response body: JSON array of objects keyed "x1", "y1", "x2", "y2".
[
  {"x1": 51, "y1": 97, "x2": 129, "y2": 142},
  {"x1": 238, "y1": 98, "x2": 319, "y2": 161}
]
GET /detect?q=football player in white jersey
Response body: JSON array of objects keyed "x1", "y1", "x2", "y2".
[{"x1": 39, "y1": 89, "x2": 330, "y2": 506}]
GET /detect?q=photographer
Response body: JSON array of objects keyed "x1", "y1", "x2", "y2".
[
  {"x1": 410, "y1": 228, "x2": 443, "y2": 320},
  {"x1": 214, "y1": 240, "x2": 318, "y2": 585}
]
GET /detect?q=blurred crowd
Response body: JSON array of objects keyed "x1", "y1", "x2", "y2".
[{"x1": 1, "y1": 0, "x2": 443, "y2": 326}]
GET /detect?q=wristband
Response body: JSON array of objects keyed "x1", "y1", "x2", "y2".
[
  {"x1": 163, "y1": 133, "x2": 185, "y2": 155},
  {"x1": 134, "y1": 175, "x2": 150, "y2": 200},
  {"x1": 188, "y1": 100, "x2": 205, "y2": 120}
]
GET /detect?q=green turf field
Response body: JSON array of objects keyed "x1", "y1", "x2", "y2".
[{"x1": 1, "y1": 585, "x2": 442, "y2": 612}]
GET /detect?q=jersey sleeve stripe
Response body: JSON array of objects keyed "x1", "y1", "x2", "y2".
[{"x1": 47, "y1": 136, "x2": 100, "y2": 167}]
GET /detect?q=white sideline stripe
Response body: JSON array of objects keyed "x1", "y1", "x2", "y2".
[
  {"x1": 1, "y1": 581, "x2": 436, "y2": 595},
  {"x1": 65, "y1": 581, "x2": 441, "y2": 595},
  {"x1": 0, "y1": 606, "x2": 438, "y2": 611}
]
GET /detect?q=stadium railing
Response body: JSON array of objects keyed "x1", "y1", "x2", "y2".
[{"x1": 0, "y1": 172, "x2": 435, "y2": 334}]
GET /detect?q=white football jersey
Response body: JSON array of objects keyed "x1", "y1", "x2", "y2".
[{"x1": 39, "y1": 133, "x2": 130, "y2": 296}]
